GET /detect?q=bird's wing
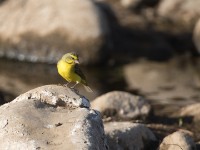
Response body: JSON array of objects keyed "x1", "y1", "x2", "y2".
[{"x1": 74, "y1": 64, "x2": 87, "y2": 84}]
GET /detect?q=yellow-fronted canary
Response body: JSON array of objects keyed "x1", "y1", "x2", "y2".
[{"x1": 57, "y1": 52, "x2": 93, "y2": 92}]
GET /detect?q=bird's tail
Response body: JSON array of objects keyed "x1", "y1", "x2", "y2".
[{"x1": 83, "y1": 85, "x2": 93, "y2": 92}]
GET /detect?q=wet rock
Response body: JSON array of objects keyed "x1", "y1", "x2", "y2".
[
  {"x1": 105, "y1": 122, "x2": 157, "y2": 150},
  {"x1": 0, "y1": 0, "x2": 109, "y2": 64},
  {"x1": 157, "y1": 0, "x2": 200, "y2": 29},
  {"x1": 91, "y1": 91, "x2": 151, "y2": 120},
  {"x1": 159, "y1": 130, "x2": 196, "y2": 150},
  {"x1": 0, "y1": 85, "x2": 108, "y2": 150}
]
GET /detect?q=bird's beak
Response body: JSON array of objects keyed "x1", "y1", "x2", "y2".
[{"x1": 75, "y1": 60, "x2": 80, "y2": 64}]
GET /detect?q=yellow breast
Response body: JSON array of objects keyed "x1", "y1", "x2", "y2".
[{"x1": 57, "y1": 60, "x2": 81, "y2": 83}]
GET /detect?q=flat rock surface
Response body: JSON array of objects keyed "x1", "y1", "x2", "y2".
[{"x1": 0, "y1": 85, "x2": 107, "y2": 150}]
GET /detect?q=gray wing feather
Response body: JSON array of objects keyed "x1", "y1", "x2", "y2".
[{"x1": 74, "y1": 64, "x2": 86, "y2": 82}]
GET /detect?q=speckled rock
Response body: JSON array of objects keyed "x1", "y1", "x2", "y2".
[
  {"x1": 105, "y1": 122, "x2": 157, "y2": 150},
  {"x1": 0, "y1": 0, "x2": 109, "y2": 64},
  {"x1": 14, "y1": 85, "x2": 90, "y2": 109},
  {"x1": 0, "y1": 85, "x2": 108, "y2": 150},
  {"x1": 159, "y1": 130, "x2": 196, "y2": 150},
  {"x1": 91, "y1": 91, "x2": 151, "y2": 120}
]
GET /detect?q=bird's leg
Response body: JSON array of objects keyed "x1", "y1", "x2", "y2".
[
  {"x1": 64, "y1": 82, "x2": 71, "y2": 87},
  {"x1": 70, "y1": 82, "x2": 79, "y2": 94},
  {"x1": 70, "y1": 82, "x2": 79, "y2": 88}
]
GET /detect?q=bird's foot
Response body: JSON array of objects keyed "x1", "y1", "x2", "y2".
[
  {"x1": 64, "y1": 82, "x2": 72, "y2": 87},
  {"x1": 70, "y1": 82, "x2": 78, "y2": 88}
]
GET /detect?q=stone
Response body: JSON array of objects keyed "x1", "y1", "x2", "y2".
[
  {"x1": 15, "y1": 85, "x2": 91, "y2": 108},
  {"x1": 105, "y1": 122, "x2": 157, "y2": 150},
  {"x1": 91, "y1": 91, "x2": 151, "y2": 120},
  {"x1": 157, "y1": 0, "x2": 200, "y2": 29},
  {"x1": 159, "y1": 130, "x2": 196, "y2": 150},
  {"x1": 0, "y1": 0, "x2": 109, "y2": 64},
  {"x1": 0, "y1": 85, "x2": 108, "y2": 150}
]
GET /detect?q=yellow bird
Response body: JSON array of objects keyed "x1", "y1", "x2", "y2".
[{"x1": 57, "y1": 52, "x2": 93, "y2": 92}]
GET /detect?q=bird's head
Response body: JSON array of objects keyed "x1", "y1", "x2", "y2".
[{"x1": 61, "y1": 52, "x2": 80, "y2": 65}]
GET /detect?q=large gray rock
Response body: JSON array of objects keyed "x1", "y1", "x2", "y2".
[
  {"x1": 159, "y1": 130, "x2": 196, "y2": 150},
  {"x1": 0, "y1": 85, "x2": 108, "y2": 150},
  {"x1": 105, "y1": 122, "x2": 157, "y2": 150},
  {"x1": 91, "y1": 91, "x2": 151, "y2": 120},
  {"x1": 0, "y1": 0, "x2": 109, "y2": 64},
  {"x1": 157, "y1": 0, "x2": 200, "y2": 29}
]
